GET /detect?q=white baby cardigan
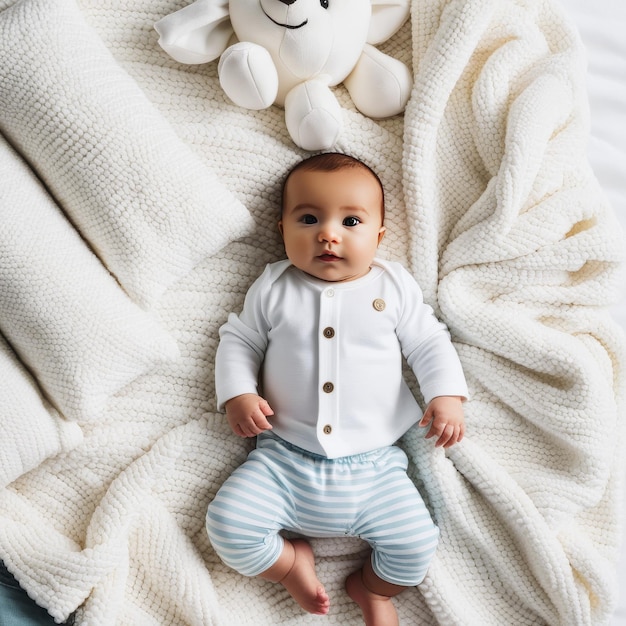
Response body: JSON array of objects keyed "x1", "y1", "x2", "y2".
[{"x1": 215, "y1": 259, "x2": 468, "y2": 457}]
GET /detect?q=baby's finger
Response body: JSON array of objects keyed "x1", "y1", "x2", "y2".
[
  {"x1": 234, "y1": 417, "x2": 260, "y2": 437},
  {"x1": 432, "y1": 424, "x2": 451, "y2": 447},
  {"x1": 251, "y1": 408, "x2": 273, "y2": 431},
  {"x1": 439, "y1": 425, "x2": 463, "y2": 448},
  {"x1": 419, "y1": 407, "x2": 433, "y2": 428},
  {"x1": 233, "y1": 424, "x2": 247, "y2": 438},
  {"x1": 458, "y1": 423, "x2": 465, "y2": 443},
  {"x1": 424, "y1": 418, "x2": 443, "y2": 439},
  {"x1": 259, "y1": 398, "x2": 274, "y2": 417}
]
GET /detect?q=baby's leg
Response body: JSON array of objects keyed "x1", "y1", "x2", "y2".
[
  {"x1": 345, "y1": 557, "x2": 403, "y2": 626},
  {"x1": 345, "y1": 446, "x2": 439, "y2": 624},
  {"x1": 207, "y1": 441, "x2": 331, "y2": 615},
  {"x1": 260, "y1": 538, "x2": 330, "y2": 615}
]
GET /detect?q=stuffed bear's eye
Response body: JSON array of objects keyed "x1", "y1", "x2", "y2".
[{"x1": 320, "y1": 0, "x2": 329, "y2": 8}]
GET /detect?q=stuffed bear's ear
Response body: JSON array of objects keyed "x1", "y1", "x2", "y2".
[
  {"x1": 155, "y1": 0, "x2": 234, "y2": 64},
  {"x1": 367, "y1": 0, "x2": 410, "y2": 45}
]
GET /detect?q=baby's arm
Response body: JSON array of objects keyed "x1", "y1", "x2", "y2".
[
  {"x1": 225, "y1": 393, "x2": 274, "y2": 438},
  {"x1": 419, "y1": 396, "x2": 465, "y2": 448}
]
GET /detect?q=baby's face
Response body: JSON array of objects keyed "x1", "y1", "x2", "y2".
[{"x1": 279, "y1": 167, "x2": 385, "y2": 283}]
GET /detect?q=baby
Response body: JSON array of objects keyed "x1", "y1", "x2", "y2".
[{"x1": 208, "y1": 152, "x2": 468, "y2": 625}]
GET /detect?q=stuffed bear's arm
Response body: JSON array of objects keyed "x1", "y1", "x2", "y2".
[{"x1": 343, "y1": 44, "x2": 413, "y2": 119}]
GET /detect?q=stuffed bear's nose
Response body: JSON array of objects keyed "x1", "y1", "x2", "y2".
[{"x1": 278, "y1": 0, "x2": 297, "y2": 4}]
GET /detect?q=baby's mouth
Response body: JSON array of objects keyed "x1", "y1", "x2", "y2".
[{"x1": 318, "y1": 252, "x2": 342, "y2": 262}]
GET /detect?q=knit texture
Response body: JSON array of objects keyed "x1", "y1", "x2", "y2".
[
  {"x1": 0, "y1": 135, "x2": 180, "y2": 422},
  {"x1": 0, "y1": 334, "x2": 83, "y2": 488},
  {"x1": 0, "y1": 0, "x2": 624, "y2": 624},
  {"x1": 0, "y1": 0, "x2": 254, "y2": 309}
]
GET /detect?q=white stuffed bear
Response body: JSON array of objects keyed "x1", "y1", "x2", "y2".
[{"x1": 155, "y1": 0, "x2": 412, "y2": 151}]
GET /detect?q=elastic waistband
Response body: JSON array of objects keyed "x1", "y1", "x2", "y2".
[{"x1": 257, "y1": 432, "x2": 402, "y2": 466}]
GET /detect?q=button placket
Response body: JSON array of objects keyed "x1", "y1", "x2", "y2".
[{"x1": 318, "y1": 288, "x2": 338, "y2": 444}]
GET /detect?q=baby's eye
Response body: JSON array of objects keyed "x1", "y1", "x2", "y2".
[
  {"x1": 301, "y1": 214, "x2": 318, "y2": 224},
  {"x1": 343, "y1": 216, "x2": 361, "y2": 227}
]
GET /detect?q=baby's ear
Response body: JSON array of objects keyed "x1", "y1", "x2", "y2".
[
  {"x1": 155, "y1": 0, "x2": 234, "y2": 64},
  {"x1": 377, "y1": 226, "x2": 386, "y2": 246},
  {"x1": 278, "y1": 220, "x2": 284, "y2": 238},
  {"x1": 367, "y1": 0, "x2": 410, "y2": 45}
]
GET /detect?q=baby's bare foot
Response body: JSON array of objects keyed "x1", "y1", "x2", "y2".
[
  {"x1": 280, "y1": 539, "x2": 330, "y2": 615},
  {"x1": 346, "y1": 569, "x2": 399, "y2": 626}
]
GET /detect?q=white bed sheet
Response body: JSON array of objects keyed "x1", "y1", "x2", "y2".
[{"x1": 558, "y1": 1, "x2": 626, "y2": 624}]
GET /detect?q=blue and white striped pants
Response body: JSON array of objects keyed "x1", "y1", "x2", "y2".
[{"x1": 206, "y1": 434, "x2": 439, "y2": 586}]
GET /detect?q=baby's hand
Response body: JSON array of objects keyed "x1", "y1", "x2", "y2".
[
  {"x1": 225, "y1": 393, "x2": 274, "y2": 438},
  {"x1": 419, "y1": 396, "x2": 465, "y2": 448}
]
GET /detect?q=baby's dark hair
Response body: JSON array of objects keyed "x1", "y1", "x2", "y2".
[{"x1": 281, "y1": 152, "x2": 385, "y2": 223}]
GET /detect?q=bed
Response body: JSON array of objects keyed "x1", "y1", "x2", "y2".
[{"x1": 0, "y1": 0, "x2": 624, "y2": 624}]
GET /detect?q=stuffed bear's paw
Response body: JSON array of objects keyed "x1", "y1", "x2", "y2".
[
  {"x1": 284, "y1": 81, "x2": 343, "y2": 151},
  {"x1": 218, "y1": 42, "x2": 279, "y2": 110}
]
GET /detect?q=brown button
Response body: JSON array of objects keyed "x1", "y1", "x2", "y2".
[
  {"x1": 373, "y1": 298, "x2": 386, "y2": 311},
  {"x1": 322, "y1": 382, "x2": 334, "y2": 393},
  {"x1": 323, "y1": 425, "x2": 332, "y2": 435},
  {"x1": 323, "y1": 327, "x2": 335, "y2": 339}
]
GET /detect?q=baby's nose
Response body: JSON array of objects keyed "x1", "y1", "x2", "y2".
[{"x1": 319, "y1": 226, "x2": 340, "y2": 242}]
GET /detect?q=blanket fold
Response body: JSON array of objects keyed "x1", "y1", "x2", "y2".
[
  {"x1": 0, "y1": 134, "x2": 180, "y2": 422},
  {"x1": 0, "y1": 334, "x2": 83, "y2": 489},
  {"x1": 0, "y1": 0, "x2": 254, "y2": 309},
  {"x1": 0, "y1": 0, "x2": 624, "y2": 624}
]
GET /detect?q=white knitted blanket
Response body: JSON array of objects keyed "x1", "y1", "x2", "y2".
[{"x1": 0, "y1": 0, "x2": 624, "y2": 624}]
